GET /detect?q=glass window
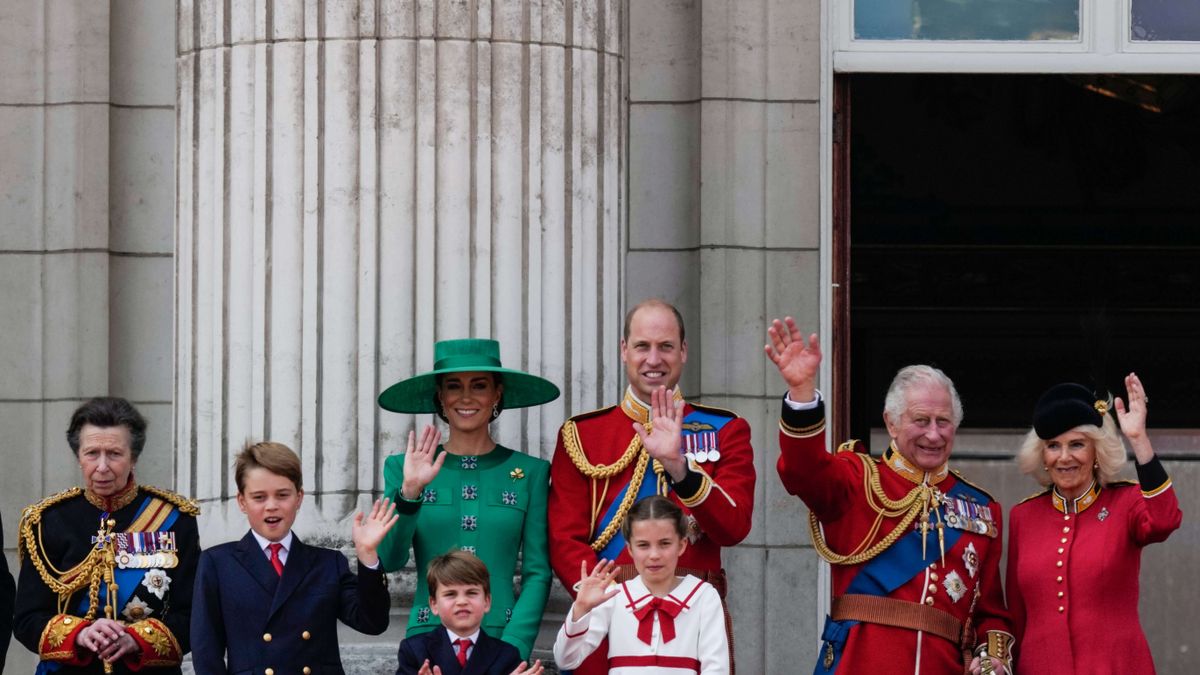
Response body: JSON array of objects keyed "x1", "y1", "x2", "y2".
[
  {"x1": 1132, "y1": 0, "x2": 1200, "y2": 41},
  {"x1": 855, "y1": 0, "x2": 1079, "y2": 41}
]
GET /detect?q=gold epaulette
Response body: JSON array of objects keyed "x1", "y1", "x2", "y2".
[
  {"x1": 688, "y1": 401, "x2": 741, "y2": 419},
  {"x1": 139, "y1": 485, "x2": 201, "y2": 516},
  {"x1": 566, "y1": 404, "x2": 618, "y2": 423},
  {"x1": 17, "y1": 487, "x2": 83, "y2": 563},
  {"x1": 1017, "y1": 488, "x2": 1051, "y2": 506},
  {"x1": 837, "y1": 439, "x2": 864, "y2": 453},
  {"x1": 950, "y1": 470, "x2": 998, "y2": 502}
]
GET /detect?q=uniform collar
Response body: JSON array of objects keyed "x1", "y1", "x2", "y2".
[
  {"x1": 1051, "y1": 480, "x2": 1101, "y2": 514},
  {"x1": 620, "y1": 386, "x2": 684, "y2": 424},
  {"x1": 84, "y1": 479, "x2": 139, "y2": 512},
  {"x1": 882, "y1": 443, "x2": 950, "y2": 486}
]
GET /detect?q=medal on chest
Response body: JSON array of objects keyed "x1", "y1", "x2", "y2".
[
  {"x1": 942, "y1": 495, "x2": 998, "y2": 538},
  {"x1": 115, "y1": 531, "x2": 179, "y2": 569},
  {"x1": 681, "y1": 424, "x2": 720, "y2": 464}
]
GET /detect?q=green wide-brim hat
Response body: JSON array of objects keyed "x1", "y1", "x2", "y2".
[{"x1": 378, "y1": 338, "x2": 560, "y2": 414}]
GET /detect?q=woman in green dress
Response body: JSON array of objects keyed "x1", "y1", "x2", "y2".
[{"x1": 377, "y1": 339, "x2": 559, "y2": 660}]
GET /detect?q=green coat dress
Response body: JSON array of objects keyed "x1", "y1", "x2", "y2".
[{"x1": 379, "y1": 445, "x2": 551, "y2": 659}]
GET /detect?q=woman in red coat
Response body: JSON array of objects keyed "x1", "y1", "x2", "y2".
[{"x1": 1007, "y1": 373, "x2": 1181, "y2": 674}]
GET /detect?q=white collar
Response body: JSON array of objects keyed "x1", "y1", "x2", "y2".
[
  {"x1": 250, "y1": 529, "x2": 294, "y2": 553},
  {"x1": 622, "y1": 573, "x2": 702, "y2": 608},
  {"x1": 445, "y1": 626, "x2": 481, "y2": 644}
]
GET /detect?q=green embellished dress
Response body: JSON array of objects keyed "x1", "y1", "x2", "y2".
[{"x1": 379, "y1": 445, "x2": 551, "y2": 659}]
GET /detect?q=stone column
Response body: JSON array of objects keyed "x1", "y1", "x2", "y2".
[
  {"x1": 175, "y1": 0, "x2": 623, "y2": 554},
  {"x1": 626, "y1": 0, "x2": 823, "y2": 671},
  {"x1": 0, "y1": 1, "x2": 177, "y2": 670}
]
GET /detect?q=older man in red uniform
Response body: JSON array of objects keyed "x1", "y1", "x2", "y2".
[
  {"x1": 548, "y1": 299, "x2": 755, "y2": 675},
  {"x1": 765, "y1": 317, "x2": 1013, "y2": 675}
]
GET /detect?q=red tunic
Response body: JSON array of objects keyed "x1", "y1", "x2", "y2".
[
  {"x1": 548, "y1": 388, "x2": 755, "y2": 675},
  {"x1": 1006, "y1": 461, "x2": 1181, "y2": 675},
  {"x1": 777, "y1": 399, "x2": 1011, "y2": 675}
]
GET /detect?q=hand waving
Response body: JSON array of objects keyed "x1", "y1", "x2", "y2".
[
  {"x1": 571, "y1": 558, "x2": 620, "y2": 620},
  {"x1": 1115, "y1": 372, "x2": 1155, "y2": 463},
  {"x1": 352, "y1": 498, "x2": 400, "y2": 565},
  {"x1": 764, "y1": 317, "x2": 821, "y2": 402},
  {"x1": 634, "y1": 386, "x2": 686, "y2": 481},
  {"x1": 401, "y1": 424, "x2": 445, "y2": 500}
]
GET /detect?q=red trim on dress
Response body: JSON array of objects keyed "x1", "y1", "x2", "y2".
[{"x1": 608, "y1": 655, "x2": 701, "y2": 672}]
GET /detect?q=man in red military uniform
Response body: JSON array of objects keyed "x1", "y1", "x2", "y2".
[
  {"x1": 548, "y1": 299, "x2": 755, "y2": 675},
  {"x1": 765, "y1": 317, "x2": 1012, "y2": 675}
]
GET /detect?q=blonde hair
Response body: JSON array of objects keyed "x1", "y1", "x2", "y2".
[{"x1": 1015, "y1": 414, "x2": 1127, "y2": 487}]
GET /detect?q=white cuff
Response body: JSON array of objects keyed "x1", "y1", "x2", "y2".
[{"x1": 784, "y1": 389, "x2": 823, "y2": 411}]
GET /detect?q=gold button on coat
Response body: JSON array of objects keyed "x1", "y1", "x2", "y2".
[
  {"x1": 930, "y1": 572, "x2": 939, "y2": 582},
  {"x1": 302, "y1": 631, "x2": 311, "y2": 640},
  {"x1": 924, "y1": 597, "x2": 934, "y2": 605},
  {"x1": 1057, "y1": 591, "x2": 1064, "y2": 598},
  {"x1": 928, "y1": 584, "x2": 937, "y2": 592},
  {"x1": 265, "y1": 669, "x2": 274, "y2": 675},
  {"x1": 304, "y1": 668, "x2": 312, "y2": 674},
  {"x1": 1056, "y1": 576, "x2": 1063, "y2": 583},
  {"x1": 1063, "y1": 526, "x2": 1071, "y2": 533},
  {"x1": 1056, "y1": 560, "x2": 1063, "y2": 567},
  {"x1": 1057, "y1": 606, "x2": 1064, "y2": 613},
  {"x1": 263, "y1": 633, "x2": 272, "y2": 642}
]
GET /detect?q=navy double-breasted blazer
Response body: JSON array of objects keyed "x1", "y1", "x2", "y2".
[
  {"x1": 396, "y1": 627, "x2": 523, "y2": 675},
  {"x1": 191, "y1": 531, "x2": 390, "y2": 674}
]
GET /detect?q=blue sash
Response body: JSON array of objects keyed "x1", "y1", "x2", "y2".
[
  {"x1": 815, "y1": 478, "x2": 987, "y2": 674},
  {"x1": 71, "y1": 496, "x2": 181, "y2": 619},
  {"x1": 594, "y1": 409, "x2": 734, "y2": 561}
]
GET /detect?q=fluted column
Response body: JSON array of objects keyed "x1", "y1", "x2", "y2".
[{"x1": 176, "y1": 0, "x2": 623, "y2": 544}]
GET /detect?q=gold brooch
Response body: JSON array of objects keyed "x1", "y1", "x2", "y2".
[
  {"x1": 1094, "y1": 400, "x2": 1108, "y2": 415},
  {"x1": 509, "y1": 468, "x2": 525, "y2": 480}
]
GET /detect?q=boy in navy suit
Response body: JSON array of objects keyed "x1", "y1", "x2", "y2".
[
  {"x1": 191, "y1": 441, "x2": 399, "y2": 674},
  {"x1": 397, "y1": 551, "x2": 544, "y2": 675}
]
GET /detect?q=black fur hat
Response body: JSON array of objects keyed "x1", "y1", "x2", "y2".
[{"x1": 1032, "y1": 383, "x2": 1108, "y2": 440}]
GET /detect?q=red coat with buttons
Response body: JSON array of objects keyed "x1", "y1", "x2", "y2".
[
  {"x1": 777, "y1": 400, "x2": 1011, "y2": 675},
  {"x1": 548, "y1": 392, "x2": 755, "y2": 675},
  {"x1": 1006, "y1": 462, "x2": 1181, "y2": 674}
]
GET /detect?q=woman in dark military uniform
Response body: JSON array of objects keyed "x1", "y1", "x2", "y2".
[{"x1": 14, "y1": 397, "x2": 200, "y2": 674}]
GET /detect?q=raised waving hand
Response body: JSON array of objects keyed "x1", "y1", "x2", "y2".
[
  {"x1": 764, "y1": 316, "x2": 821, "y2": 403},
  {"x1": 400, "y1": 424, "x2": 445, "y2": 500}
]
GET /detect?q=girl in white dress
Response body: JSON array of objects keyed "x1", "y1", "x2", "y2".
[{"x1": 553, "y1": 495, "x2": 730, "y2": 674}]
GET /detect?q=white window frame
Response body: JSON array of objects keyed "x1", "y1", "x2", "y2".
[{"x1": 834, "y1": 0, "x2": 1200, "y2": 73}]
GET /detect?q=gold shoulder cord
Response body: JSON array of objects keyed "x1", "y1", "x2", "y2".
[
  {"x1": 561, "y1": 420, "x2": 663, "y2": 552},
  {"x1": 808, "y1": 453, "x2": 937, "y2": 565},
  {"x1": 19, "y1": 489, "x2": 122, "y2": 624},
  {"x1": 139, "y1": 485, "x2": 201, "y2": 516}
]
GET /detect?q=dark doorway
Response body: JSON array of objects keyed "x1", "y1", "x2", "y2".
[{"x1": 841, "y1": 74, "x2": 1200, "y2": 440}]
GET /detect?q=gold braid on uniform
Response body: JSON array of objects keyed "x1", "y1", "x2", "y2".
[
  {"x1": 809, "y1": 453, "x2": 941, "y2": 565},
  {"x1": 562, "y1": 420, "x2": 669, "y2": 552},
  {"x1": 18, "y1": 488, "x2": 120, "y2": 619},
  {"x1": 139, "y1": 484, "x2": 201, "y2": 516}
]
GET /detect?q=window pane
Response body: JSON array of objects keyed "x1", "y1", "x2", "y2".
[
  {"x1": 855, "y1": 0, "x2": 1079, "y2": 41},
  {"x1": 1132, "y1": 0, "x2": 1200, "y2": 41}
]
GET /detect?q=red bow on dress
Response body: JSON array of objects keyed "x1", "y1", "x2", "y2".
[{"x1": 633, "y1": 596, "x2": 684, "y2": 645}]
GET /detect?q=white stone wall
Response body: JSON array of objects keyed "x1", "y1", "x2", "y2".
[
  {"x1": 626, "y1": 0, "x2": 823, "y2": 671},
  {"x1": 175, "y1": 0, "x2": 623, "y2": 588},
  {"x1": 0, "y1": 1, "x2": 177, "y2": 670}
]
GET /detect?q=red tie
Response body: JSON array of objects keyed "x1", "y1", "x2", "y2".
[
  {"x1": 455, "y1": 638, "x2": 471, "y2": 667},
  {"x1": 268, "y1": 542, "x2": 284, "y2": 576},
  {"x1": 632, "y1": 596, "x2": 684, "y2": 645}
]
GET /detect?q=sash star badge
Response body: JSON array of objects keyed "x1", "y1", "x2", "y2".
[
  {"x1": 141, "y1": 569, "x2": 171, "y2": 599},
  {"x1": 962, "y1": 542, "x2": 980, "y2": 579},
  {"x1": 942, "y1": 570, "x2": 967, "y2": 603}
]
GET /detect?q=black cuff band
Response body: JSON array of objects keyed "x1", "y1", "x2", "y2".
[
  {"x1": 1135, "y1": 455, "x2": 1170, "y2": 493},
  {"x1": 671, "y1": 465, "x2": 705, "y2": 499},
  {"x1": 395, "y1": 495, "x2": 422, "y2": 514},
  {"x1": 780, "y1": 394, "x2": 825, "y2": 429}
]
